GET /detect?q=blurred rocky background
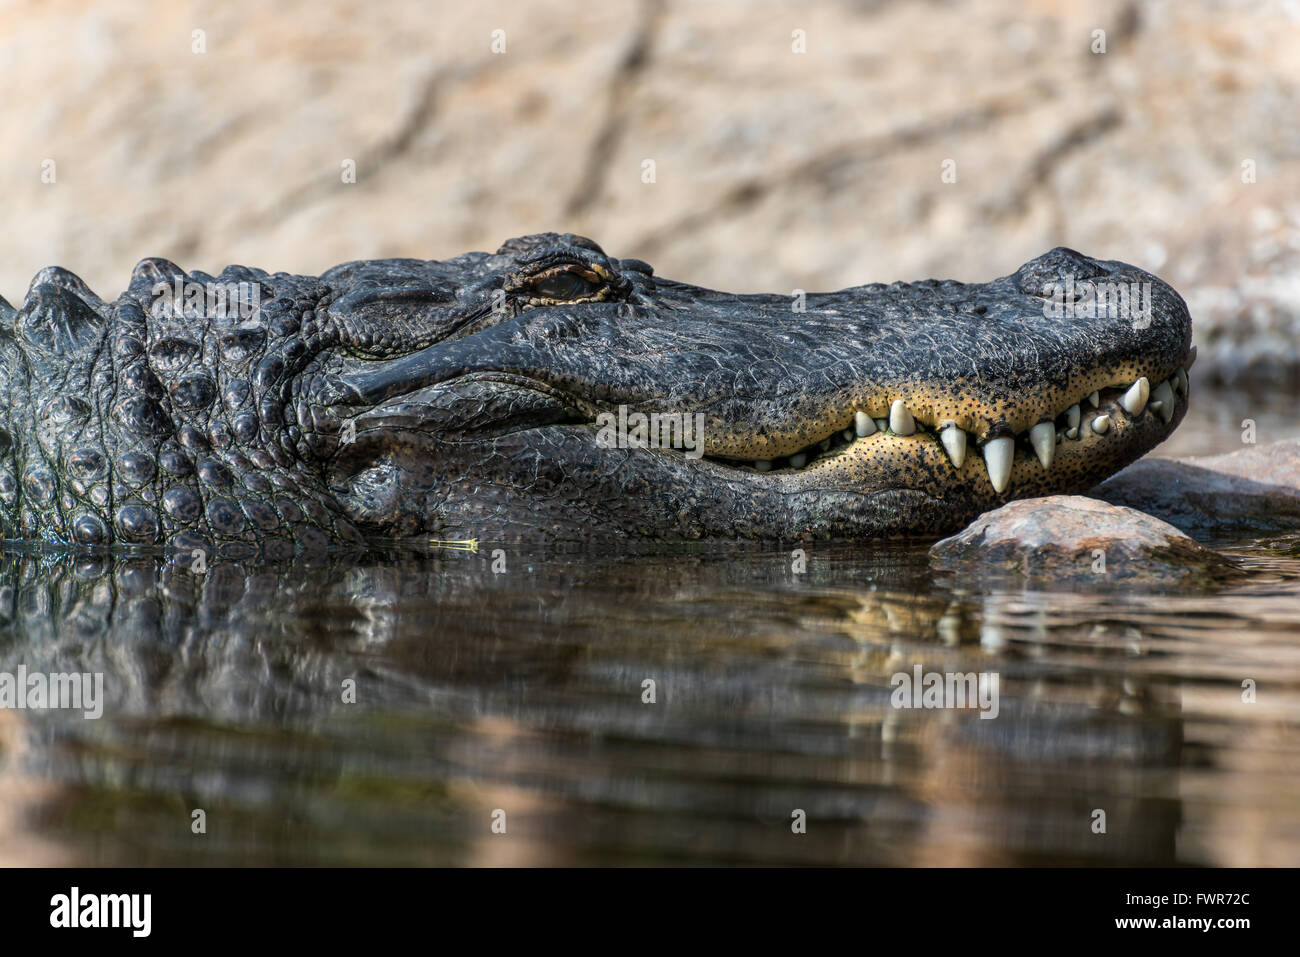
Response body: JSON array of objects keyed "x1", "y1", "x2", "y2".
[{"x1": 2, "y1": 0, "x2": 1298, "y2": 392}]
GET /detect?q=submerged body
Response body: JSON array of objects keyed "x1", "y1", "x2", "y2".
[{"x1": 0, "y1": 235, "x2": 1192, "y2": 555}]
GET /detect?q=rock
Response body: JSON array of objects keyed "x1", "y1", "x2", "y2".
[
  {"x1": 930, "y1": 495, "x2": 1236, "y2": 583},
  {"x1": 1093, "y1": 440, "x2": 1300, "y2": 538}
]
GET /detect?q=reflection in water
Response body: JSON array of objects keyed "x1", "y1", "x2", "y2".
[{"x1": 1, "y1": 537, "x2": 1297, "y2": 866}]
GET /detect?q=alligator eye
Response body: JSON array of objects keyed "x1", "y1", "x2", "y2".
[{"x1": 531, "y1": 272, "x2": 600, "y2": 300}]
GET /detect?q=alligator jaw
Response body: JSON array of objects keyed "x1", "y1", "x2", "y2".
[
  {"x1": 693, "y1": 366, "x2": 1191, "y2": 501},
  {"x1": 329, "y1": 356, "x2": 1191, "y2": 541}
]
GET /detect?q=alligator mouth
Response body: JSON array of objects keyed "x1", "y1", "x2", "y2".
[
  {"x1": 340, "y1": 351, "x2": 1193, "y2": 510},
  {"x1": 478, "y1": 335, "x2": 1179, "y2": 507},
  {"x1": 692, "y1": 363, "x2": 1192, "y2": 494}
]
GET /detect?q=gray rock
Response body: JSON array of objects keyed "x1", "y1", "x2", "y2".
[{"x1": 1093, "y1": 440, "x2": 1300, "y2": 538}]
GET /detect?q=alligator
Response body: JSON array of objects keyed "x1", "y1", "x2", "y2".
[{"x1": 0, "y1": 234, "x2": 1193, "y2": 556}]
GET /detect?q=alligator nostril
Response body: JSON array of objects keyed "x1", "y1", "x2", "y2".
[{"x1": 974, "y1": 304, "x2": 988, "y2": 315}]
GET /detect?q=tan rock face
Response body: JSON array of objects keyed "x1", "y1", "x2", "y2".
[
  {"x1": 2, "y1": 0, "x2": 1297, "y2": 382},
  {"x1": 930, "y1": 495, "x2": 1236, "y2": 583}
]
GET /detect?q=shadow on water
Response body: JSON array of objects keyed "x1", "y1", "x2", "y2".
[{"x1": 1, "y1": 534, "x2": 1298, "y2": 866}]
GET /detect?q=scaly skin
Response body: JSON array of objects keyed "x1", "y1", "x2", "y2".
[{"x1": 0, "y1": 234, "x2": 1192, "y2": 555}]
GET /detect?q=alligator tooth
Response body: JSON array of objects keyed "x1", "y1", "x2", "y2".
[
  {"x1": 854, "y1": 411, "x2": 877, "y2": 437},
  {"x1": 788, "y1": 452, "x2": 807, "y2": 468},
  {"x1": 842, "y1": 429, "x2": 854, "y2": 442},
  {"x1": 1174, "y1": 368, "x2": 1188, "y2": 395},
  {"x1": 754, "y1": 460, "x2": 772, "y2": 472},
  {"x1": 1151, "y1": 380, "x2": 1175, "y2": 423},
  {"x1": 1029, "y1": 422, "x2": 1055, "y2": 469},
  {"x1": 983, "y1": 437, "x2": 1014, "y2": 493},
  {"x1": 939, "y1": 424, "x2": 966, "y2": 468},
  {"x1": 1066, "y1": 404, "x2": 1080, "y2": 431},
  {"x1": 1087, "y1": 391, "x2": 1100, "y2": 407},
  {"x1": 1119, "y1": 377, "x2": 1149, "y2": 416},
  {"x1": 1091, "y1": 413, "x2": 1111, "y2": 435},
  {"x1": 1186, "y1": 345, "x2": 1198, "y2": 370},
  {"x1": 875, "y1": 418, "x2": 889, "y2": 433},
  {"x1": 1065, "y1": 427, "x2": 1079, "y2": 440},
  {"x1": 1149, "y1": 400, "x2": 1164, "y2": 414},
  {"x1": 818, "y1": 439, "x2": 831, "y2": 452},
  {"x1": 889, "y1": 400, "x2": 916, "y2": 436}
]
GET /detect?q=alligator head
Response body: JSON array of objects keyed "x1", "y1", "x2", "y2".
[{"x1": 0, "y1": 234, "x2": 1192, "y2": 555}]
